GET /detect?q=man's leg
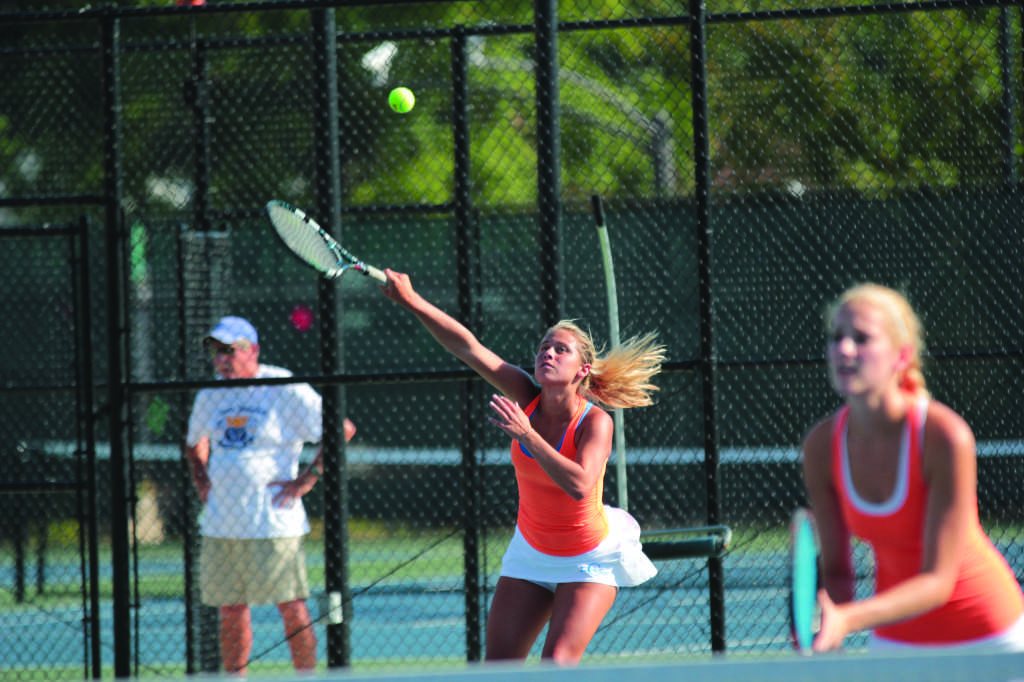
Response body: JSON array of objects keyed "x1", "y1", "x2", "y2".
[
  {"x1": 220, "y1": 604, "x2": 252, "y2": 676},
  {"x1": 278, "y1": 598, "x2": 316, "y2": 672}
]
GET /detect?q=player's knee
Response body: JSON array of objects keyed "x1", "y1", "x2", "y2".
[{"x1": 544, "y1": 643, "x2": 585, "y2": 667}]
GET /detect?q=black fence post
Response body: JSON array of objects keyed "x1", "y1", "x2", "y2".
[
  {"x1": 689, "y1": 0, "x2": 727, "y2": 655},
  {"x1": 451, "y1": 28, "x2": 484, "y2": 662},
  {"x1": 534, "y1": 0, "x2": 563, "y2": 327},
  {"x1": 100, "y1": 11, "x2": 133, "y2": 677},
  {"x1": 311, "y1": 7, "x2": 352, "y2": 670},
  {"x1": 998, "y1": 8, "x2": 1017, "y2": 188},
  {"x1": 181, "y1": 29, "x2": 221, "y2": 674},
  {"x1": 73, "y1": 216, "x2": 103, "y2": 679},
  {"x1": 187, "y1": 25, "x2": 211, "y2": 235}
]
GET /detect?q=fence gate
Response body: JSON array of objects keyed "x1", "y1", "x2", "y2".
[{"x1": 0, "y1": 219, "x2": 100, "y2": 678}]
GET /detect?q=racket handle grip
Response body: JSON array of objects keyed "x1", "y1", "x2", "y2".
[{"x1": 361, "y1": 264, "x2": 388, "y2": 284}]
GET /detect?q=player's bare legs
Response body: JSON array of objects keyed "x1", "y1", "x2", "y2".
[
  {"x1": 543, "y1": 582, "x2": 617, "y2": 665},
  {"x1": 485, "y1": 577, "x2": 554, "y2": 660}
]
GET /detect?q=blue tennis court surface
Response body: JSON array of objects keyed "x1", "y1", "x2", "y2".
[
  {"x1": 262, "y1": 651, "x2": 1024, "y2": 682},
  {"x1": 0, "y1": 582, "x2": 737, "y2": 667},
  {"x1": 3, "y1": 533, "x2": 1020, "y2": 672}
]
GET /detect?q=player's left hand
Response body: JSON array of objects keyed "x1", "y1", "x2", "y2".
[{"x1": 487, "y1": 394, "x2": 532, "y2": 440}]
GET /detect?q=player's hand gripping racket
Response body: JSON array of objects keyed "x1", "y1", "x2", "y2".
[
  {"x1": 265, "y1": 200, "x2": 387, "y2": 283},
  {"x1": 789, "y1": 507, "x2": 820, "y2": 655}
]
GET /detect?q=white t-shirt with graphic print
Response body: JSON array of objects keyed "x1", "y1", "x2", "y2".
[{"x1": 187, "y1": 364, "x2": 322, "y2": 539}]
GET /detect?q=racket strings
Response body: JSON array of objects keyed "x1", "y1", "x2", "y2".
[{"x1": 267, "y1": 205, "x2": 345, "y2": 276}]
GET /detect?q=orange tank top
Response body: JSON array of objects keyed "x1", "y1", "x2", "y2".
[
  {"x1": 511, "y1": 396, "x2": 609, "y2": 556},
  {"x1": 831, "y1": 400, "x2": 1023, "y2": 644}
]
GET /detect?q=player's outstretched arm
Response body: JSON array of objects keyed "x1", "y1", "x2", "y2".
[{"x1": 380, "y1": 269, "x2": 536, "y2": 404}]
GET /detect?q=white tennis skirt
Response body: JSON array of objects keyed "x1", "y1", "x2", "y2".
[
  {"x1": 869, "y1": 613, "x2": 1024, "y2": 654},
  {"x1": 499, "y1": 506, "x2": 658, "y2": 591}
]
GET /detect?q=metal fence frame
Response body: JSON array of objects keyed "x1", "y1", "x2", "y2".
[{"x1": 0, "y1": 0, "x2": 1021, "y2": 677}]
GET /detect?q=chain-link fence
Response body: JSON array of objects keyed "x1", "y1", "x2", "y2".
[{"x1": 1, "y1": 0, "x2": 1022, "y2": 677}]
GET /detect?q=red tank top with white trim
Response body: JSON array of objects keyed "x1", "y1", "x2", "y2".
[
  {"x1": 511, "y1": 396, "x2": 609, "y2": 556},
  {"x1": 831, "y1": 399, "x2": 1023, "y2": 644}
]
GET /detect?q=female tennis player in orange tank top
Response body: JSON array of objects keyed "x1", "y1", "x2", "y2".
[
  {"x1": 380, "y1": 269, "x2": 664, "y2": 665},
  {"x1": 802, "y1": 284, "x2": 1024, "y2": 653}
]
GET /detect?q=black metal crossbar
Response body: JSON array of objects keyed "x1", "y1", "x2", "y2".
[{"x1": 642, "y1": 525, "x2": 732, "y2": 560}]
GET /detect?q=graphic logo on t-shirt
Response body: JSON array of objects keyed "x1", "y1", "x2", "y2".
[{"x1": 221, "y1": 415, "x2": 255, "y2": 448}]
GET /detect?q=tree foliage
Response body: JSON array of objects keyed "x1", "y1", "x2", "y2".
[{"x1": 0, "y1": 0, "x2": 1019, "y2": 227}]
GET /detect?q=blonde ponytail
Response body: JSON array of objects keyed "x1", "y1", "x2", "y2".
[{"x1": 546, "y1": 321, "x2": 665, "y2": 409}]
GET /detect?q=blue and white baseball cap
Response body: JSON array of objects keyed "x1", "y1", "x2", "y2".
[{"x1": 206, "y1": 316, "x2": 259, "y2": 346}]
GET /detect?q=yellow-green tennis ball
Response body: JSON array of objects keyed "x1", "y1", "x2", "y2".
[{"x1": 388, "y1": 87, "x2": 415, "y2": 113}]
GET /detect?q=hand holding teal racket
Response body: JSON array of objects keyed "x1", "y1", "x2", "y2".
[{"x1": 789, "y1": 507, "x2": 820, "y2": 655}]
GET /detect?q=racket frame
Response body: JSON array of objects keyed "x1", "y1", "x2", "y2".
[
  {"x1": 789, "y1": 507, "x2": 820, "y2": 655},
  {"x1": 265, "y1": 200, "x2": 387, "y2": 283}
]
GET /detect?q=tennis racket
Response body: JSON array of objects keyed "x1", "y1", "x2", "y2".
[
  {"x1": 789, "y1": 507, "x2": 820, "y2": 655},
  {"x1": 265, "y1": 200, "x2": 387, "y2": 283}
]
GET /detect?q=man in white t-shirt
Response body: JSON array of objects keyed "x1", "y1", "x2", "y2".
[{"x1": 185, "y1": 316, "x2": 355, "y2": 675}]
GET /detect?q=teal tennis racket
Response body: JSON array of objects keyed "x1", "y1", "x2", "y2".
[{"x1": 789, "y1": 507, "x2": 820, "y2": 655}]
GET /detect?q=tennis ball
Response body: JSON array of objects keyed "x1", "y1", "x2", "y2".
[{"x1": 388, "y1": 87, "x2": 415, "y2": 114}]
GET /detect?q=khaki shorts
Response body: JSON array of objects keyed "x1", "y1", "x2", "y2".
[{"x1": 200, "y1": 536, "x2": 310, "y2": 607}]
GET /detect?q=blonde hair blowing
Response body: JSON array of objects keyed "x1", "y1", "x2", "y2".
[
  {"x1": 546, "y1": 321, "x2": 665, "y2": 409},
  {"x1": 828, "y1": 284, "x2": 929, "y2": 398}
]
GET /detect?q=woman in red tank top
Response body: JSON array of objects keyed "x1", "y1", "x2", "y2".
[
  {"x1": 801, "y1": 284, "x2": 1024, "y2": 653},
  {"x1": 380, "y1": 269, "x2": 665, "y2": 665}
]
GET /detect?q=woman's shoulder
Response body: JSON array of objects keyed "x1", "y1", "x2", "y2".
[
  {"x1": 803, "y1": 411, "x2": 841, "y2": 450},
  {"x1": 923, "y1": 400, "x2": 975, "y2": 453},
  {"x1": 801, "y1": 410, "x2": 843, "y2": 473},
  {"x1": 578, "y1": 400, "x2": 612, "y2": 430}
]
